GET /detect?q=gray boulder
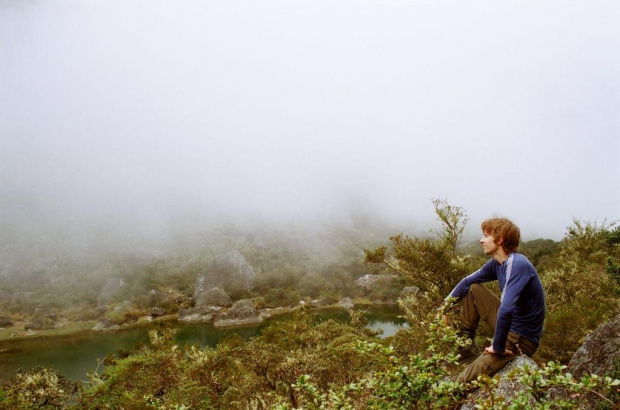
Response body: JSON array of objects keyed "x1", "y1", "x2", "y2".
[
  {"x1": 461, "y1": 355, "x2": 540, "y2": 409},
  {"x1": 338, "y1": 297, "x2": 355, "y2": 310},
  {"x1": 178, "y1": 306, "x2": 220, "y2": 323},
  {"x1": 214, "y1": 299, "x2": 263, "y2": 327},
  {"x1": 194, "y1": 286, "x2": 232, "y2": 308},
  {"x1": 354, "y1": 274, "x2": 398, "y2": 291},
  {"x1": 0, "y1": 316, "x2": 14, "y2": 327},
  {"x1": 98, "y1": 278, "x2": 125, "y2": 305},
  {"x1": 199, "y1": 251, "x2": 256, "y2": 293},
  {"x1": 568, "y1": 312, "x2": 620, "y2": 378}
]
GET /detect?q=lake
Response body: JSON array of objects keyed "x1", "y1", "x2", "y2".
[{"x1": 0, "y1": 305, "x2": 407, "y2": 382}]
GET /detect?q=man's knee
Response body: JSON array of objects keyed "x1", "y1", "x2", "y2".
[
  {"x1": 468, "y1": 283, "x2": 485, "y2": 295},
  {"x1": 457, "y1": 354, "x2": 492, "y2": 383},
  {"x1": 457, "y1": 353, "x2": 515, "y2": 384}
]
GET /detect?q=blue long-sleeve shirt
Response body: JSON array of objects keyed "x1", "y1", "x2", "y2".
[{"x1": 447, "y1": 253, "x2": 546, "y2": 354}]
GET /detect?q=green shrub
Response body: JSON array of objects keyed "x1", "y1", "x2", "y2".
[
  {"x1": 0, "y1": 367, "x2": 77, "y2": 408},
  {"x1": 264, "y1": 288, "x2": 300, "y2": 308}
]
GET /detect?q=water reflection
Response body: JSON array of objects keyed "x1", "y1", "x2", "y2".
[{"x1": 0, "y1": 305, "x2": 408, "y2": 382}]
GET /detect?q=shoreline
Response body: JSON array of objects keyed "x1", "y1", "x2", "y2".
[{"x1": 0, "y1": 298, "x2": 397, "y2": 345}]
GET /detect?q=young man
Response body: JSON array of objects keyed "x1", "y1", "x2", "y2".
[{"x1": 445, "y1": 217, "x2": 546, "y2": 383}]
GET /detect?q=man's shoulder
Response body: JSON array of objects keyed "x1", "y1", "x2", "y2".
[{"x1": 510, "y1": 253, "x2": 536, "y2": 271}]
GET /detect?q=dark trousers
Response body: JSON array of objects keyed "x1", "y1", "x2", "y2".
[{"x1": 457, "y1": 283, "x2": 538, "y2": 383}]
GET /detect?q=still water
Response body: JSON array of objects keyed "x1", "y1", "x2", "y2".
[{"x1": 0, "y1": 306, "x2": 407, "y2": 382}]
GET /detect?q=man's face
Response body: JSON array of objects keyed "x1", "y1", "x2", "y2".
[{"x1": 480, "y1": 231, "x2": 501, "y2": 256}]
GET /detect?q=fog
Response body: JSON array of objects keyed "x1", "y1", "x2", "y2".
[{"x1": 1, "y1": 0, "x2": 619, "y2": 261}]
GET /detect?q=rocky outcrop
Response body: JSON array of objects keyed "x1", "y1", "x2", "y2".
[
  {"x1": 569, "y1": 312, "x2": 620, "y2": 378},
  {"x1": 92, "y1": 318, "x2": 121, "y2": 331},
  {"x1": 461, "y1": 355, "x2": 540, "y2": 409},
  {"x1": 0, "y1": 316, "x2": 14, "y2": 327},
  {"x1": 98, "y1": 278, "x2": 125, "y2": 305},
  {"x1": 178, "y1": 306, "x2": 220, "y2": 323},
  {"x1": 198, "y1": 251, "x2": 256, "y2": 294},
  {"x1": 338, "y1": 297, "x2": 355, "y2": 310},
  {"x1": 194, "y1": 286, "x2": 232, "y2": 308},
  {"x1": 354, "y1": 274, "x2": 398, "y2": 291},
  {"x1": 214, "y1": 299, "x2": 263, "y2": 327}
]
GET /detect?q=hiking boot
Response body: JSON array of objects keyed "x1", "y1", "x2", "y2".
[{"x1": 457, "y1": 329, "x2": 479, "y2": 365}]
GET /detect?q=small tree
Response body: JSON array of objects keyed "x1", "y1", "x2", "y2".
[
  {"x1": 364, "y1": 199, "x2": 473, "y2": 297},
  {"x1": 431, "y1": 198, "x2": 469, "y2": 255}
]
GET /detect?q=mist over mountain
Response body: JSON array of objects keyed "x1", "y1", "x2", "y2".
[{"x1": 1, "y1": 0, "x2": 618, "y2": 268}]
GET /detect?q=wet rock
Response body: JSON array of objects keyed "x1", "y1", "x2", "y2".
[
  {"x1": 178, "y1": 306, "x2": 220, "y2": 323},
  {"x1": 214, "y1": 299, "x2": 263, "y2": 327}
]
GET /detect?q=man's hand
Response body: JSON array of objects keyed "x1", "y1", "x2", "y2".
[{"x1": 484, "y1": 346, "x2": 514, "y2": 356}]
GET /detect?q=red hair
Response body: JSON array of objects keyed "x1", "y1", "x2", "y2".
[{"x1": 481, "y1": 217, "x2": 520, "y2": 253}]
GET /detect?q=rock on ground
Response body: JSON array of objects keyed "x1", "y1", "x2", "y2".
[
  {"x1": 193, "y1": 286, "x2": 232, "y2": 308},
  {"x1": 338, "y1": 297, "x2": 355, "y2": 310},
  {"x1": 568, "y1": 312, "x2": 620, "y2": 378},
  {"x1": 178, "y1": 306, "x2": 220, "y2": 323},
  {"x1": 214, "y1": 299, "x2": 263, "y2": 327},
  {"x1": 461, "y1": 355, "x2": 540, "y2": 409}
]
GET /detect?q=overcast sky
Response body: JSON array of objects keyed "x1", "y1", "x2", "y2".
[{"x1": 1, "y1": 0, "x2": 618, "y2": 245}]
